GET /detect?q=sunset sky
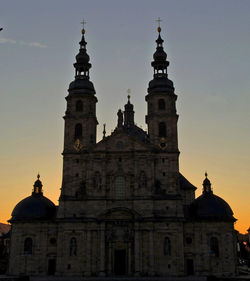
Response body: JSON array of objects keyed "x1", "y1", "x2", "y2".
[{"x1": 0, "y1": 0, "x2": 249, "y2": 233}]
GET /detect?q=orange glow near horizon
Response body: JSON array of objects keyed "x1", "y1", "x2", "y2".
[
  {"x1": 0, "y1": 1, "x2": 249, "y2": 236},
  {"x1": 0, "y1": 151, "x2": 249, "y2": 234}
]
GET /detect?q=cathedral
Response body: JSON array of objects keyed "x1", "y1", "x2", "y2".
[{"x1": 8, "y1": 24, "x2": 237, "y2": 278}]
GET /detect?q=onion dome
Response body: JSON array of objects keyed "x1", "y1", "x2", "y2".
[
  {"x1": 153, "y1": 33, "x2": 167, "y2": 63},
  {"x1": 10, "y1": 175, "x2": 56, "y2": 222},
  {"x1": 148, "y1": 25, "x2": 175, "y2": 94},
  {"x1": 68, "y1": 25, "x2": 95, "y2": 95},
  {"x1": 189, "y1": 173, "x2": 236, "y2": 222}
]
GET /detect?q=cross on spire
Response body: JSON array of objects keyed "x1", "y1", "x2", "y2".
[
  {"x1": 127, "y1": 89, "x2": 131, "y2": 100},
  {"x1": 156, "y1": 17, "x2": 162, "y2": 28},
  {"x1": 81, "y1": 19, "x2": 87, "y2": 29}
]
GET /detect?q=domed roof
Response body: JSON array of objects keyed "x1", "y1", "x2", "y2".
[
  {"x1": 190, "y1": 193, "x2": 235, "y2": 221},
  {"x1": 189, "y1": 174, "x2": 236, "y2": 222},
  {"x1": 153, "y1": 47, "x2": 167, "y2": 62},
  {"x1": 68, "y1": 27, "x2": 96, "y2": 96},
  {"x1": 148, "y1": 76, "x2": 175, "y2": 94},
  {"x1": 10, "y1": 175, "x2": 56, "y2": 222},
  {"x1": 75, "y1": 49, "x2": 90, "y2": 64},
  {"x1": 11, "y1": 195, "x2": 56, "y2": 221},
  {"x1": 68, "y1": 78, "x2": 95, "y2": 94}
]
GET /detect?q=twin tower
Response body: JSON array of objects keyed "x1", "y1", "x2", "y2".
[
  {"x1": 9, "y1": 23, "x2": 237, "y2": 278},
  {"x1": 63, "y1": 25, "x2": 178, "y2": 154}
]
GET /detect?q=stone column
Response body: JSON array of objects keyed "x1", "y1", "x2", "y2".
[
  {"x1": 85, "y1": 230, "x2": 91, "y2": 276},
  {"x1": 108, "y1": 243, "x2": 112, "y2": 274},
  {"x1": 99, "y1": 223, "x2": 106, "y2": 276},
  {"x1": 128, "y1": 243, "x2": 131, "y2": 275},
  {"x1": 149, "y1": 230, "x2": 155, "y2": 276},
  {"x1": 134, "y1": 223, "x2": 140, "y2": 276}
]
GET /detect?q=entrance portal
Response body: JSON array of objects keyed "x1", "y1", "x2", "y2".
[
  {"x1": 186, "y1": 259, "x2": 194, "y2": 275},
  {"x1": 114, "y1": 249, "x2": 126, "y2": 275},
  {"x1": 48, "y1": 259, "x2": 56, "y2": 275}
]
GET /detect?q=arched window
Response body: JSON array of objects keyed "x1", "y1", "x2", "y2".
[
  {"x1": 94, "y1": 171, "x2": 101, "y2": 190},
  {"x1": 90, "y1": 134, "x2": 94, "y2": 144},
  {"x1": 69, "y1": 237, "x2": 77, "y2": 256},
  {"x1": 159, "y1": 122, "x2": 166, "y2": 137},
  {"x1": 24, "y1": 237, "x2": 33, "y2": 255},
  {"x1": 74, "y1": 123, "x2": 82, "y2": 138},
  {"x1": 164, "y1": 237, "x2": 171, "y2": 256},
  {"x1": 115, "y1": 176, "x2": 125, "y2": 198},
  {"x1": 210, "y1": 237, "x2": 219, "y2": 257},
  {"x1": 158, "y1": 99, "x2": 166, "y2": 110},
  {"x1": 139, "y1": 171, "x2": 147, "y2": 189},
  {"x1": 76, "y1": 100, "x2": 83, "y2": 112}
]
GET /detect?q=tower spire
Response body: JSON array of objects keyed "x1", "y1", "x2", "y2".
[
  {"x1": 74, "y1": 21, "x2": 91, "y2": 79},
  {"x1": 68, "y1": 22, "x2": 95, "y2": 95},
  {"x1": 145, "y1": 20, "x2": 178, "y2": 149},
  {"x1": 147, "y1": 19, "x2": 174, "y2": 94}
]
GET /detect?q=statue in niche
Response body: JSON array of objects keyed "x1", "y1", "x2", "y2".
[
  {"x1": 80, "y1": 180, "x2": 86, "y2": 194},
  {"x1": 155, "y1": 180, "x2": 166, "y2": 195},
  {"x1": 164, "y1": 237, "x2": 171, "y2": 256},
  {"x1": 106, "y1": 175, "x2": 112, "y2": 192},
  {"x1": 93, "y1": 172, "x2": 102, "y2": 190},
  {"x1": 75, "y1": 180, "x2": 86, "y2": 199},
  {"x1": 130, "y1": 174, "x2": 135, "y2": 191},
  {"x1": 69, "y1": 237, "x2": 77, "y2": 256},
  {"x1": 139, "y1": 171, "x2": 147, "y2": 189},
  {"x1": 117, "y1": 109, "x2": 123, "y2": 128},
  {"x1": 75, "y1": 178, "x2": 86, "y2": 199}
]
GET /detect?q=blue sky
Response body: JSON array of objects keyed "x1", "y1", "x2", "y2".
[{"x1": 0, "y1": 0, "x2": 250, "y2": 231}]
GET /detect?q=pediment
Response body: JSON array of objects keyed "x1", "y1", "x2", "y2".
[
  {"x1": 93, "y1": 129, "x2": 152, "y2": 152},
  {"x1": 97, "y1": 207, "x2": 142, "y2": 220}
]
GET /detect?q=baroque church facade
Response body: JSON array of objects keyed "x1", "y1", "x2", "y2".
[{"x1": 8, "y1": 25, "x2": 237, "y2": 278}]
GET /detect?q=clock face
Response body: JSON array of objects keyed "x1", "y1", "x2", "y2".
[
  {"x1": 74, "y1": 139, "x2": 83, "y2": 152},
  {"x1": 159, "y1": 138, "x2": 167, "y2": 150}
]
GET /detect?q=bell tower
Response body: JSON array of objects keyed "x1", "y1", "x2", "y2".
[
  {"x1": 145, "y1": 23, "x2": 178, "y2": 152},
  {"x1": 60, "y1": 23, "x2": 98, "y2": 200},
  {"x1": 63, "y1": 22, "x2": 98, "y2": 153}
]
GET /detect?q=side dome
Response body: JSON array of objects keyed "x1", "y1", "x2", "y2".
[
  {"x1": 189, "y1": 174, "x2": 236, "y2": 222},
  {"x1": 10, "y1": 175, "x2": 56, "y2": 222},
  {"x1": 190, "y1": 193, "x2": 235, "y2": 221}
]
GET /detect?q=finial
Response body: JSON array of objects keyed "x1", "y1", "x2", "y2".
[
  {"x1": 202, "y1": 171, "x2": 212, "y2": 194},
  {"x1": 103, "y1": 123, "x2": 106, "y2": 138},
  {"x1": 127, "y1": 89, "x2": 131, "y2": 101},
  {"x1": 33, "y1": 173, "x2": 43, "y2": 195},
  {"x1": 81, "y1": 19, "x2": 87, "y2": 35},
  {"x1": 156, "y1": 17, "x2": 162, "y2": 33}
]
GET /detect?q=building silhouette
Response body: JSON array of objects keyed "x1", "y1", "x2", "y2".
[{"x1": 8, "y1": 24, "x2": 237, "y2": 277}]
